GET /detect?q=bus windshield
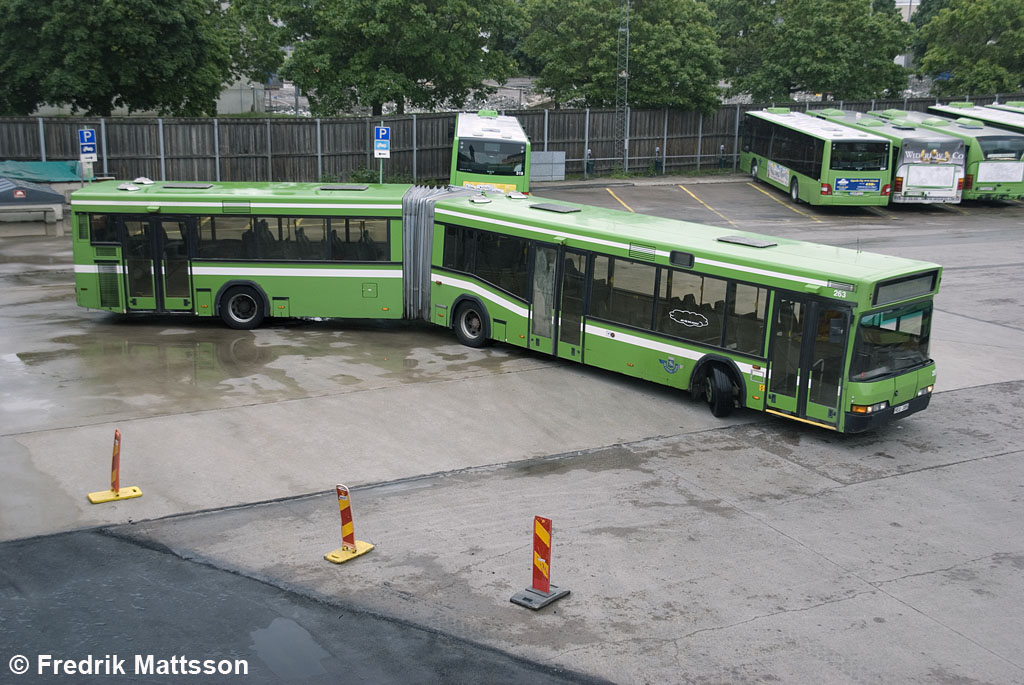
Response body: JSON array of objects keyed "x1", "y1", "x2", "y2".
[
  {"x1": 830, "y1": 142, "x2": 889, "y2": 171},
  {"x1": 456, "y1": 139, "x2": 527, "y2": 176},
  {"x1": 978, "y1": 136, "x2": 1024, "y2": 160},
  {"x1": 850, "y1": 301, "x2": 932, "y2": 382}
]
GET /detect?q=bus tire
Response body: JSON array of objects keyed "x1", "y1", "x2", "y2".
[
  {"x1": 751, "y1": 161, "x2": 759, "y2": 182},
  {"x1": 453, "y1": 301, "x2": 489, "y2": 348},
  {"x1": 220, "y1": 286, "x2": 265, "y2": 330},
  {"x1": 789, "y1": 179, "x2": 800, "y2": 204},
  {"x1": 705, "y1": 366, "x2": 735, "y2": 418}
]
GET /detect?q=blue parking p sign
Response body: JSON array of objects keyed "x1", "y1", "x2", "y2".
[
  {"x1": 79, "y1": 128, "x2": 98, "y2": 162},
  {"x1": 374, "y1": 126, "x2": 391, "y2": 159}
]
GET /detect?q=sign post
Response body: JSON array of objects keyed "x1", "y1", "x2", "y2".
[
  {"x1": 374, "y1": 124, "x2": 390, "y2": 184},
  {"x1": 79, "y1": 128, "x2": 98, "y2": 180}
]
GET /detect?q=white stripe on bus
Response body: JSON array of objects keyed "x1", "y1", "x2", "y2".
[
  {"x1": 583, "y1": 322, "x2": 756, "y2": 375},
  {"x1": 436, "y1": 208, "x2": 829, "y2": 289},
  {"x1": 431, "y1": 272, "x2": 530, "y2": 318},
  {"x1": 71, "y1": 201, "x2": 402, "y2": 211},
  {"x1": 191, "y1": 266, "x2": 402, "y2": 278},
  {"x1": 75, "y1": 264, "x2": 124, "y2": 274}
]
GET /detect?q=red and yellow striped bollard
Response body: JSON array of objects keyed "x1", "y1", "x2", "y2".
[
  {"x1": 511, "y1": 515, "x2": 570, "y2": 610},
  {"x1": 325, "y1": 484, "x2": 374, "y2": 564},
  {"x1": 87, "y1": 429, "x2": 142, "y2": 504}
]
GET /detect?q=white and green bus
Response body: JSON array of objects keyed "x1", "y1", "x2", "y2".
[
  {"x1": 871, "y1": 109, "x2": 1024, "y2": 201},
  {"x1": 988, "y1": 101, "x2": 1024, "y2": 115},
  {"x1": 72, "y1": 181, "x2": 940, "y2": 433},
  {"x1": 450, "y1": 110, "x2": 530, "y2": 194},
  {"x1": 929, "y1": 102, "x2": 1024, "y2": 136},
  {"x1": 741, "y1": 108, "x2": 892, "y2": 206},
  {"x1": 813, "y1": 109, "x2": 965, "y2": 204}
]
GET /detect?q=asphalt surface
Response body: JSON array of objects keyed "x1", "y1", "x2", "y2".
[{"x1": 2, "y1": 175, "x2": 1023, "y2": 684}]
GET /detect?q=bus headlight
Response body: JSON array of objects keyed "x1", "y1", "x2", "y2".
[
  {"x1": 851, "y1": 400, "x2": 890, "y2": 414},
  {"x1": 917, "y1": 385, "x2": 934, "y2": 397}
]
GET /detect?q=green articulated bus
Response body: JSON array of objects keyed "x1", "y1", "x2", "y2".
[
  {"x1": 929, "y1": 102, "x2": 1024, "y2": 136},
  {"x1": 450, "y1": 110, "x2": 531, "y2": 194},
  {"x1": 871, "y1": 109, "x2": 1024, "y2": 201},
  {"x1": 988, "y1": 101, "x2": 1024, "y2": 115},
  {"x1": 741, "y1": 108, "x2": 892, "y2": 206},
  {"x1": 72, "y1": 180, "x2": 940, "y2": 433},
  {"x1": 813, "y1": 109, "x2": 965, "y2": 204}
]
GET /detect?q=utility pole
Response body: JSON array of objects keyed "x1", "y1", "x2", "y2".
[{"x1": 613, "y1": 0, "x2": 630, "y2": 173}]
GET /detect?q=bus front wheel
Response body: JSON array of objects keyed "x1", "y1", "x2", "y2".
[
  {"x1": 453, "y1": 301, "x2": 489, "y2": 348},
  {"x1": 704, "y1": 366, "x2": 735, "y2": 418},
  {"x1": 789, "y1": 179, "x2": 800, "y2": 204},
  {"x1": 220, "y1": 286, "x2": 265, "y2": 330}
]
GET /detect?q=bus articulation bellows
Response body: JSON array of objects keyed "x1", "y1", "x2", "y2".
[{"x1": 71, "y1": 180, "x2": 940, "y2": 433}]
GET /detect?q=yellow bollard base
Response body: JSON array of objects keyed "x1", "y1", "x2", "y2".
[
  {"x1": 324, "y1": 540, "x2": 375, "y2": 564},
  {"x1": 88, "y1": 486, "x2": 143, "y2": 504}
]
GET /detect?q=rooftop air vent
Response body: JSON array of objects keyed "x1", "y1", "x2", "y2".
[
  {"x1": 530, "y1": 203, "x2": 580, "y2": 214},
  {"x1": 717, "y1": 235, "x2": 777, "y2": 248}
]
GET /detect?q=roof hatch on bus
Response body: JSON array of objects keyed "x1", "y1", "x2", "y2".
[
  {"x1": 163, "y1": 183, "x2": 213, "y2": 190},
  {"x1": 318, "y1": 184, "x2": 368, "y2": 191},
  {"x1": 954, "y1": 118, "x2": 984, "y2": 129},
  {"x1": 530, "y1": 203, "x2": 580, "y2": 214},
  {"x1": 717, "y1": 235, "x2": 777, "y2": 248}
]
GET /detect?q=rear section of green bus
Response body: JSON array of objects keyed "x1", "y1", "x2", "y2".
[{"x1": 71, "y1": 181, "x2": 408, "y2": 327}]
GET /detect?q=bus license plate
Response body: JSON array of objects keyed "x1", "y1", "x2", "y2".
[
  {"x1": 893, "y1": 402, "x2": 909, "y2": 414},
  {"x1": 850, "y1": 191, "x2": 863, "y2": 195}
]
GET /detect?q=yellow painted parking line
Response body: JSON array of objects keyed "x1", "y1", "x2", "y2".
[
  {"x1": 606, "y1": 188, "x2": 634, "y2": 212},
  {"x1": 678, "y1": 185, "x2": 737, "y2": 228},
  {"x1": 746, "y1": 183, "x2": 823, "y2": 223},
  {"x1": 936, "y1": 203, "x2": 969, "y2": 215},
  {"x1": 865, "y1": 206, "x2": 900, "y2": 221}
]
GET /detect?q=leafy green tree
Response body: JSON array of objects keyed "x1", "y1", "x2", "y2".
[
  {"x1": 910, "y1": 0, "x2": 951, "y2": 63},
  {"x1": 0, "y1": 0, "x2": 236, "y2": 116},
  {"x1": 522, "y1": 0, "x2": 722, "y2": 112},
  {"x1": 918, "y1": 0, "x2": 1024, "y2": 96},
  {"x1": 226, "y1": 0, "x2": 288, "y2": 84},
  {"x1": 712, "y1": 0, "x2": 910, "y2": 102},
  {"x1": 277, "y1": 0, "x2": 521, "y2": 116}
]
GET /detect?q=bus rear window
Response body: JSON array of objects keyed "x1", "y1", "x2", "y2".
[
  {"x1": 830, "y1": 142, "x2": 889, "y2": 171},
  {"x1": 456, "y1": 139, "x2": 527, "y2": 176},
  {"x1": 978, "y1": 136, "x2": 1024, "y2": 160}
]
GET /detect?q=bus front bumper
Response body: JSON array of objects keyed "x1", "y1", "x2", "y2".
[{"x1": 844, "y1": 393, "x2": 931, "y2": 433}]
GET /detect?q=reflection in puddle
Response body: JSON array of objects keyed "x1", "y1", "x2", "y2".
[{"x1": 250, "y1": 617, "x2": 329, "y2": 679}]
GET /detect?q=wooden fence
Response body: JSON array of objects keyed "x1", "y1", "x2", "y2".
[{"x1": 1, "y1": 94, "x2": 1020, "y2": 184}]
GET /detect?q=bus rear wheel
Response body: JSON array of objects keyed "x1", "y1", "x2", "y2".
[
  {"x1": 454, "y1": 301, "x2": 489, "y2": 348},
  {"x1": 220, "y1": 286, "x2": 265, "y2": 330},
  {"x1": 704, "y1": 366, "x2": 735, "y2": 418},
  {"x1": 789, "y1": 179, "x2": 800, "y2": 204}
]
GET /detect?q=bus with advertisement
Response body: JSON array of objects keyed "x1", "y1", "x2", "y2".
[
  {"x1": 929, "y1": 102, "x2": 1024, "y2": 136},
  {"x1": 71, "y1": 180, "x2": 940, "y2": 433},
  {"x1": 870, "y1": 109, "x2": 1024, "y2": 201},
  {"x1": 740, "y1": 108, "x2": 892, "y2": 206},
  {"x1": 812, "y1": 109, "x2": 965, "y2": 204},
  {"x1": 449, "y1": 110, "x2": 531, "y2": 193}
]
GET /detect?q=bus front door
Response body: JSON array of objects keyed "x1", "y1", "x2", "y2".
[
  {"x1": 123, "y1": 216, "x2": 193, "y2": 312},
  {"x1": 766, "y1": 296, "x2": 850, "y2": 428}
]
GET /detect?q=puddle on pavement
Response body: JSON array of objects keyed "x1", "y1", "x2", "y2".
[
  {"x1": 2, "y1": 315, "x2": 551, "y2": 434},
  {"x1": 250, "y1": 617, "x2": 329, "y2": 679}
]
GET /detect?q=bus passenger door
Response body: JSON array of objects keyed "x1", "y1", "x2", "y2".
[
  {"x1": 766, "y1": 296, "x2": 850, "y2": 428},
  {"x1": 124, "y1": 218, "x2": 157, "y2": 311},
  {"x1": 556, "y1": 249, "x2": 588, "y2": 362},
  {"x1": 529, "y1": 244, "x2": 558, "y2": 354},
  {"x1": 156, "y1": 217, "x2": 193, "y2": 311}
]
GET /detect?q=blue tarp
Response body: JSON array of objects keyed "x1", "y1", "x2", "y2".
[{"x1": 0, "y1": 161, "x2": 82, "y2": 183}]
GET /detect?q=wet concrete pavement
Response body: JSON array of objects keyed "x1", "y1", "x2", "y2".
[{"x1": 2, "y1": 182, "x2": 1024, "y2": 683}]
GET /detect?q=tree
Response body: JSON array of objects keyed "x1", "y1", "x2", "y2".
[
  {"x1": 522, "y1": 0, "x2": 722, "y2": 112},
  {"x1": 910, "y1": 0, "x2": 951, "y2": 63},
  {"x1": 225, "y1": 0, "x2": 288, "y2": 84},
  {"x1": 277, "y1": 0, "x2": 521, "y2": 116},
  {"x1": 0, "y1": 0, "x2": 237, "y2": 116},
  {"x1": 712, "y1": 0, "x2": 910, "y2": 103},
  {"x1": 918, "y1": 0, "x2": 1024, "y2": 96}
]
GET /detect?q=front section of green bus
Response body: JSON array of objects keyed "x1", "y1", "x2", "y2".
[
  {"x1": 450, "y1": 110, "x2": 530, "y2": 194},
  {"x1": 821, "y1": 136, "x2": 892, "y2": 206},
  {"x1": 841, "y1": 268, "x2": 940, "y2": 433}
]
